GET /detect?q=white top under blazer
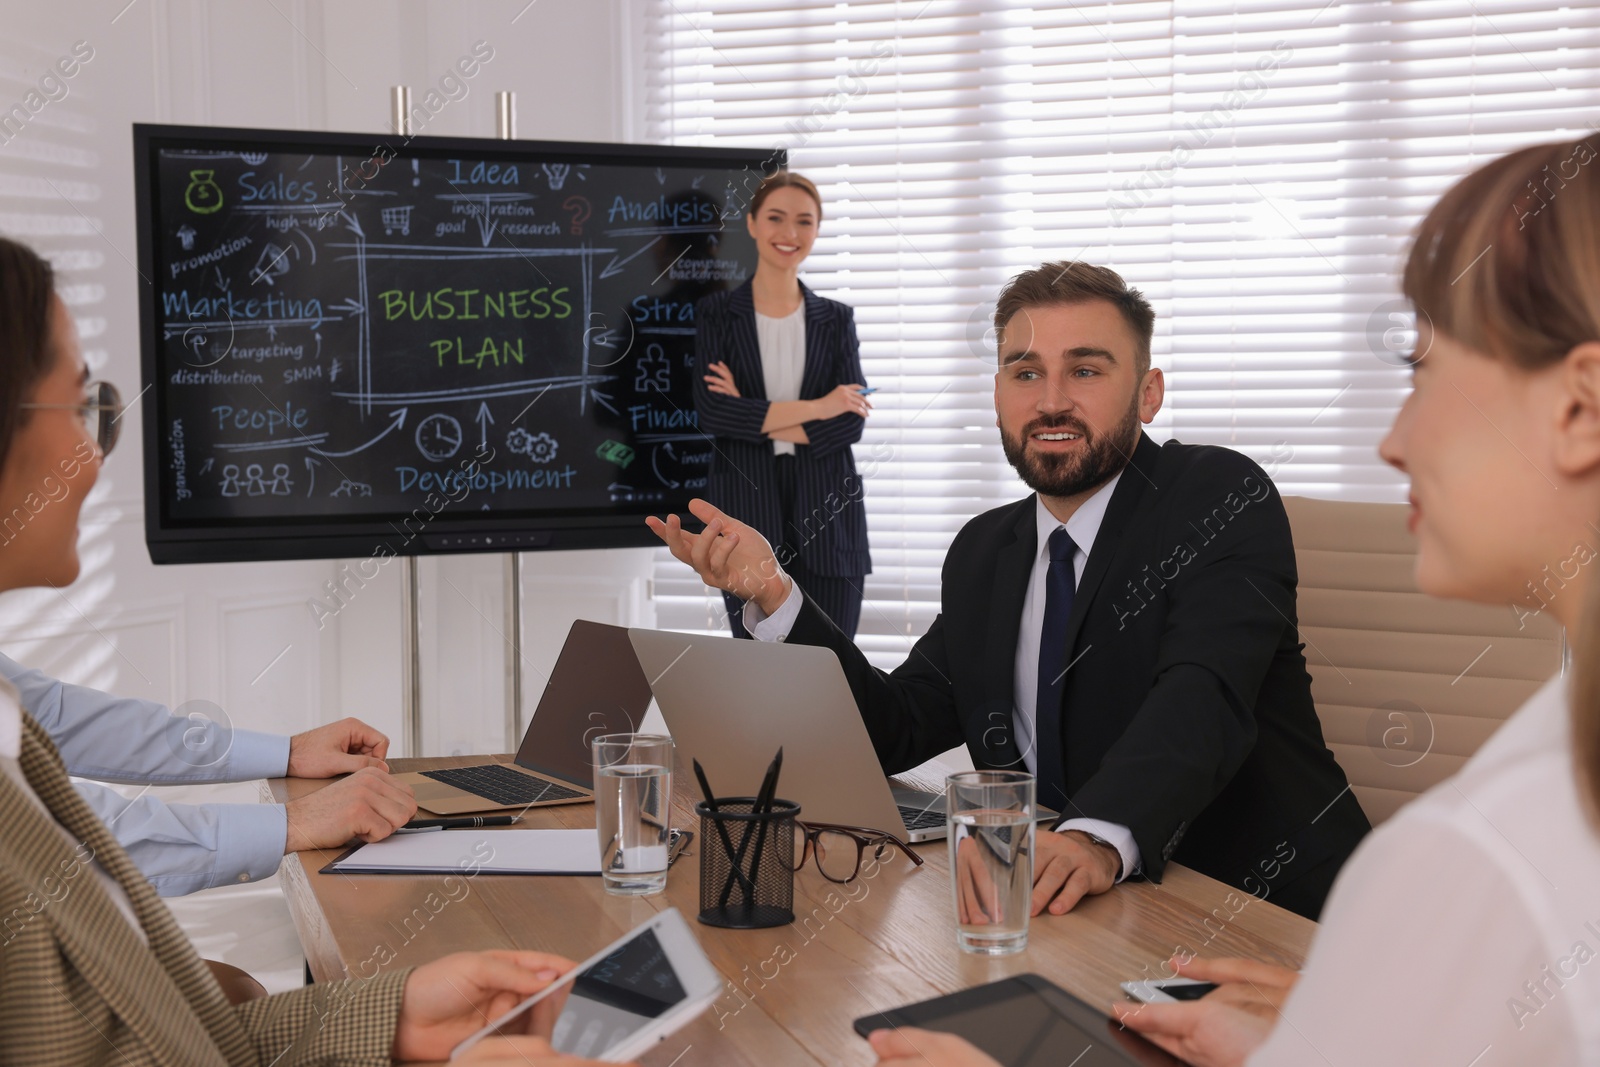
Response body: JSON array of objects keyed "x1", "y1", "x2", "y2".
[
  {"x1": 1249, "y1": 674, "x2": 1600, "y2": 1066},
  {"x1": 754, "y1": 302, "x2": 806, "y2": 457}
]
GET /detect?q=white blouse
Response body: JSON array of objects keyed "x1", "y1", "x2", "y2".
[
  {"x1": 1249, "y1": 675, "x2": 1600, "y2": 1067},
  {"x1": 755, "y1": 302, "x2": 806, "y2": 456}
]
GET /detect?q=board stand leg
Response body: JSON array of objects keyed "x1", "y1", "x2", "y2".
[
  {"x1": 505, "y1": 552, "x2": 523, "y2": 751},
  {"x1": 400, "y1": 554, "x2": 423, "y2": 757}
]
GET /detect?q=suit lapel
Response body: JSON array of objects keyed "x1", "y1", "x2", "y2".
[
  {"x1": 1063, "y1": 433, "x2": 1163, "y2": 651},
  {"x1": 9, "y1": 717, "x2": 251, "y2": 1066},
  {"x1": 798, "y1": 282, "x2": 833, "y2": 401},
  {"x1": 726, "y1": 281, "x2": 770, "y2": 401},
  {"x1": 978, "y1": 499, "x2": 1035, "y2": 769}
]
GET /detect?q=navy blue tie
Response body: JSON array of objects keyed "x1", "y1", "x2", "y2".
[{"x1": 1034, "y1": 526, "x2": 1077, "y2": 812}]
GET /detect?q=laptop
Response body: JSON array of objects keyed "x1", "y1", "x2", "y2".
[
  {"x1": 627, "y1": 628, "x2": 1057, "y2": 843},
  {"x1": 397, "y1": 619, "x2": 654, "y2": 815}
]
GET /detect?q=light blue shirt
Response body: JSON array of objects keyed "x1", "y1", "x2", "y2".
[{"x1": 0, "y1": 651, "x2": 291, "y2": 896}]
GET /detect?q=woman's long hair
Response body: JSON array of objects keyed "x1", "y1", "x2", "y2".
[{"x1": 1402, "y1": 137, "x2": 1600, "y2": 821}]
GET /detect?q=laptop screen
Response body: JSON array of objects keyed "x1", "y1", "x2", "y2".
[{"x1": 515, "y1": 620, "x2": 655, "y2": 788}]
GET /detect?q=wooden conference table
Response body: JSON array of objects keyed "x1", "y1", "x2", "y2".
[{"x1": 266, "y1": 755, "x2": 1316, "y2": 1066}]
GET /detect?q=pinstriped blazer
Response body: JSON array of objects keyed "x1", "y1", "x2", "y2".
[
  {"x1": 692, "y1": 280, "x2": 872, "y2": 577},
  {"x1": 0, "y1": 712, "x2": 409, "y2": 1066}
]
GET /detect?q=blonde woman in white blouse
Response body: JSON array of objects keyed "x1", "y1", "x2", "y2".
[
  {"x1": 871, "y1": 137, "x2": 1600, "y2": 1067},
  {"x1": 692, "y1": 172, "x2": 874, "y2": 639}
]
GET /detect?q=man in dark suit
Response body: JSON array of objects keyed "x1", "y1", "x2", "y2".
[{"x1": 649, "y1": 261, "x2": 1369, "y2": 920}]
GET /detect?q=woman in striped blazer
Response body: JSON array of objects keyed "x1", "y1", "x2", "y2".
[
  {"x1": 0, "y1": 236, "x2": 608, "y2": 1066},
  {"x1": 692, "y1": 172, "x2": 873, "y2": 638}
]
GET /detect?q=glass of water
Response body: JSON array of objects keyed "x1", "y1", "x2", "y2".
[
  {"x1": 946, "y1": 769, "x2": 1035, "y2": 955},
  {"x1": 592, "y1": 733, "x2": 674, "y2": 896}
]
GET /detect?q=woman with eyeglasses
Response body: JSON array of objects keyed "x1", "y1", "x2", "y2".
[
  {"x1": 870, "y1": 137, "x2": 1600, "y2": 1067},
  {"x1": 0, "y1": 235, "x2": 614, "y2": 1065}
]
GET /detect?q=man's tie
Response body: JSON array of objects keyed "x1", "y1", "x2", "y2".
[{"x1": 1034, "y1": 526, "x2": 1078, "y2": 812}]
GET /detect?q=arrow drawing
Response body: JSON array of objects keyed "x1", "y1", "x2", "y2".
[
  {"x1": 652, "y1": 445, "x2": 682, "y2": 489},
  {"x1": 330, "y1": 297, "x2": 364, "y2": 316},
  {"x1": 475, "y1": 401, "x2": 494, "y2": 449},
  {"x1": 304, "y1": 456, "x2": 320, "y2": 497},
  {"x1": 691, "y1": 175, "x2": 704, "y2": 189},
  {"x1": 198, "y1": 457, "x2": 215, "y2": 476},
  {"x1": 598, "y1": 236, "x2": 662, "y2": 280},
  {"x1": 309, "y1": 407, "x2": 408, "y2": 457},
  {"x1": 341, "y1": 210, "x2": 365, "y2": 239},
  {"x1": 654, "y1": 167, "x2": 667, "y2": 185},
  {"x1": 589, "y1": 388, "x2": 618, "y2": 416}
]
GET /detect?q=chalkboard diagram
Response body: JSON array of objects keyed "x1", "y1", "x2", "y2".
[{"x1": 145, "y1": 136, "x2": 761, "y2": 540}]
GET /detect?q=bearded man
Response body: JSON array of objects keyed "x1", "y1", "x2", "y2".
[{"x1": 649, "y1": 261, "x2": 1369, "y2": 920}]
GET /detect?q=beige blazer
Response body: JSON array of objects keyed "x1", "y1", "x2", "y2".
[{"x1": 0, "y1": 713, "x2": 410, "y2": 1066}]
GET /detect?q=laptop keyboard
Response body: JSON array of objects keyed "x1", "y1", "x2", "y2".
[
  {"x1": 898, "y1": 804, "x2": 945, "y2": 831},
  {"x1": 421, "y1": 764, "x2": 586, "y2": 806}
]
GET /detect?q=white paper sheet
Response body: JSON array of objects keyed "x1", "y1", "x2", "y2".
[{"x1": 325, "y1": 828, "x2": 602, "y2": 875}]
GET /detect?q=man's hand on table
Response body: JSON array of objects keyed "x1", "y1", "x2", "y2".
[
  {"x1": 394, "y1": 950, "x2": 635, "y2": 1064},
  {"x1": 1112, "y1": 955, "x2": 1298, "y2": 1067},
  {"x1": 284, "y1": 765, "x2": 416, "y2": 852},
  {"x1": 1030, "y1": 829, "x2": 1121, "y2": 916},
  {"x1": 287, "y1": 716, "x2": 391, "y2": 776}
]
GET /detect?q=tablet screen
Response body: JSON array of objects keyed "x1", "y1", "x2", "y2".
[
  {"x1": 920, "y1": 996, "x2": 1131, "y2": 1067},
  {"x1": 493, "y1": 928, "x2": 690, "y2": 1057},
  {"x1": 858, "y1": 975, "x2": 1178, "y2": 1067}
]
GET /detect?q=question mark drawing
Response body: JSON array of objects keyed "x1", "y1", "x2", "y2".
[{"x1": 563, "y1": 195, "x2": 592, "y2": 235}]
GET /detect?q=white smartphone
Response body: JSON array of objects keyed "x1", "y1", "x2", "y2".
[
  {"x1": 449, "y1": 908, "x2": 722, "y2": 1062},
  {"x1": 1119, "y1": 977, "x2": 1219, "y2": 1004}
]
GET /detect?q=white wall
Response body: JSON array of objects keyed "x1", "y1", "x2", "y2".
[{"x1": 0, "y1": 0, "x2": 652, "y2": 757}]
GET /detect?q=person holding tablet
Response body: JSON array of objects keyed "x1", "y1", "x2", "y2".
[
  {"x1": 692, "y1": 171, "x2": 873, "y2": 638},
  {"x1": 873, "y1": 137, "x2": 1600, "y2": 1066},
  {"x1": 0, "y1": 235, "x2": 614, "y2": 1066}
]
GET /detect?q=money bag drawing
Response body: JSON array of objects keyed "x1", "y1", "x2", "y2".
[{"x1": 185, "y1": 170, "x2": 224, "y2": 214}]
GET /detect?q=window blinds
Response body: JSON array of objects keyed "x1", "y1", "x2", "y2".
[{"x1": 637, "y1": 0, "x2": 1600, "y2": 664}]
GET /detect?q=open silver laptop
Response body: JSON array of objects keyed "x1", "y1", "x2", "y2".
[
  {"x1": 397, "y1": 619, "x2": 653, "y2": 815},
  {"x1": 627, "y1": 628, "x2": 1056, "y2": 843}
]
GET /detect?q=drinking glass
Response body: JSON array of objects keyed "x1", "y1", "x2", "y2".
[
  {"x1": 592, "y1": 733, "x2": 674, "y2": 895},
  {"x1": 946, "y1": 770, "x2": 1035, "y2": 955}
]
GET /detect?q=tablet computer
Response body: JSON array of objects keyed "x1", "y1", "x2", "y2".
[
  {"x1": 450, "y1": 908, "x2": 722, "y2": 1062},
  {"x1": 852, "y1": 973, "x2": 1182, "y2": 1067}
]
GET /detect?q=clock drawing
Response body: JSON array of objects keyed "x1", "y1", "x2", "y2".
[{"x1": 415, "y1": 413, "x2": 463, "y2": 461}]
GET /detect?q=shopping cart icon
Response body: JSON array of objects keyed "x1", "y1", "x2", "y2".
[{"x1": 381, "y1": 205, "x2": 413, "y2": 236}]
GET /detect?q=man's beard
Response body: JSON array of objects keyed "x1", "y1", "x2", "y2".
[{"x1": 1000, "y1": 394, "x2": 1141, "y2": 499}]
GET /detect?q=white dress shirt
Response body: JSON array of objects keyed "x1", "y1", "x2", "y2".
[
  {"x1": 748, "y1": 474, "x2": 1140, "y2": 881},
  {"x1": 0, "y1": 678, "x2": 145, "y2": 942},
  {"x1": 1249, "y1": 674, "x2": 1600, "y2": 1066},
  {"x1": 754, "y1": 302, "x2": 806, "y2": 456}
]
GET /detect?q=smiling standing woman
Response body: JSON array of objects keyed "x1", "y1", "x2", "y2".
[
  {"x1": 692, "y1": 172, "x2": 873, "y2": 638},
  {"x1": 873, "y1": 137, "x2": 1600, "y2": 1067}
]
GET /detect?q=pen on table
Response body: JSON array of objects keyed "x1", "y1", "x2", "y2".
[{"x1": 400, "y1": 815, "x2": 521, "y2": 831}]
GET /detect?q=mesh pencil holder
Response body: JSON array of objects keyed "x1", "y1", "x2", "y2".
[{"x1": 695, "y1": 797, "x2": 800, "y2": 929}]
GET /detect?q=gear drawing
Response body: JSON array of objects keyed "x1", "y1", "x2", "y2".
[{"x1": 508, "y1": 428, "x2": 558, "y2": 463}]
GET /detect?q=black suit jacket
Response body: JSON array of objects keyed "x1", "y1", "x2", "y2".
[
  {"x1": 786, "y1": 433, "x2": 1369, "y2": 915},
  {"x1": 693, "y1": 280, "x2": 871, "y2": 577}
]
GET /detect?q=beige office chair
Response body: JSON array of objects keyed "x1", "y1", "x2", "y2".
[{"x1": 1283, "y1": 496, "x2": 1564, "y2": 827}]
